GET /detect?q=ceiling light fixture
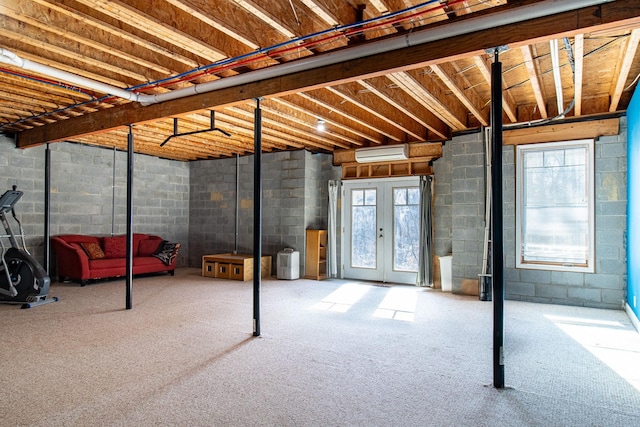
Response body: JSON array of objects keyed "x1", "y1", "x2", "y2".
[{"x1": 317, "y1": 119, "x2": 326, "y2": 131}]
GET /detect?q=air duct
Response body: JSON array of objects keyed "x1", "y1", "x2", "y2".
[
  {"x1": 355, "y1": 144, "x2": 408, "y2": 163},
  {"x1": 0, "y1": 48, "x2": 144, "y2": 103}
]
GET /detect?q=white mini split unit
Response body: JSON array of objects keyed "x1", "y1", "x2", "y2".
[{"x1": 354, "y1": 144, "x2": 409, "y2": 163}]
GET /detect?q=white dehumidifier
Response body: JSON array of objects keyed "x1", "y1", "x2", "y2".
[{"x1": 277, "y1": 248, "x2": 300, "y2": 280}]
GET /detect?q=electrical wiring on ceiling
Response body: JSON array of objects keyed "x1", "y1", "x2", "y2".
[{"x1": 0, "y1": 0, "x2": 472, "y2": 130}]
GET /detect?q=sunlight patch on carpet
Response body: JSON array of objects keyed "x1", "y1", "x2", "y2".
[
  {"x1": 373, "y1": 286, "x2": 417, "y2": 321},
  {"x1": 312, "y1": 282, "x2": 371, "y2": 313},
  {"x1": 545, "y1": 314, "x2": 640, "y2": 392}
]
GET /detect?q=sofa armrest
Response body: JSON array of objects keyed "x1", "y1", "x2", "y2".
[{"x1": 51, "y1": 237, "x2": 91, "y2": 280}]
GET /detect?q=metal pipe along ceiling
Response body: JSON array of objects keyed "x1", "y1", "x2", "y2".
[{"x1": 0, "y1": 0, "x2": 612, "y2": 107}]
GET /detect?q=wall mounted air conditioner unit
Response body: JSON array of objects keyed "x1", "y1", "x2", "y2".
[{"x1": 354, "y1": 144, "x2": 409, "y2": 163}]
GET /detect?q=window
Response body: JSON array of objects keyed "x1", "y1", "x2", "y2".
[
  {"x1": 393, "y1": 187, "x2": 420, "y2": 272},
  {"x1": 351, "y1": 188, "x2": 377, "y2": 269},
  {"x1": 515, "y1": 139, "x2": 594, "y2": 272}
]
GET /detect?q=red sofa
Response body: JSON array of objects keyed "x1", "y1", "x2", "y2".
[{"x1": 51, "y1": 234, "x2": 179, "y2": 286}]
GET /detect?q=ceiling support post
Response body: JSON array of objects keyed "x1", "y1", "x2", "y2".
[
  {"x1": 125, "y1": 125, "x2": 134, "y2": 310},
  {"x1": 44, "y1": 143, "x2": 51, "y2": 274},
  {"x1": 253, "y1": 98, "x2": 263, "y2": 337},
  {"x1": 490, "y1": 47, "x2": 506, "y2": 389}
]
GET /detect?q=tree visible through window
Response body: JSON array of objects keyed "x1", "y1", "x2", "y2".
[
  {"x1": 393, "y1": 187, "x2": 420, "y2": 272},
  {"x1": 351, "y1": 188, "x2": 377, "y2": 269},
  {"x1": 516, "y1": 139, "x2": 594, "y2": 272}
]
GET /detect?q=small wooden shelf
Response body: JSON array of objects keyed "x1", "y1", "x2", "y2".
[
  {"x1": 305, "y1": 229, "x2": 327, "y2": 280},
  {"x1": 341, "y1": 159, "x2": 433, "y2": 180}
]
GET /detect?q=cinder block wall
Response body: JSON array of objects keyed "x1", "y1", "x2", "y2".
[
  {"x1": 189, "y1": 150, "x2": 340, "y2": 275},
  {"x1": 0, "y1": 136, "x2": 47, "y2": 259},
  {"x1": 433, "y1": 140, "x2": 452, "y2": 258},
  {"x1": 503, "y1": 119, "x2": 628, "y2": 309},
  {"x1": 450, "y1": 131, "x2": 486, "y2": 294},
  {"x1": 0, "y1": 137, "x2": 190, "y2": 274},
  {"x1": 433, "y1": 120, "x2": 627, "y2": 310}
]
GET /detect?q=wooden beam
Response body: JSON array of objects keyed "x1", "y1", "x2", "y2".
[
  {"x1": 326, "y1": 83, "x2": 426, "y2": 141},
  {"x1": 0, "y1": 30, "x2": 144, "y2": 87},
  {"x1": 503, "y1": 118, "x2": 619, "y2": 145},
  {"x1": 358, "y1": 77, "x2": 450, "y2": 140},
  {"x1": 520, "y1": 45, "x2": 548, "y2": 119},
  {"x1": 390, "y1": 70, "x2": 468, "y2": 130},
  {"x1": 474, "y1": 55, "x2": 518, "y2": 123},
  {"x1": 270, "y1": 97, "x2": 368, "y2": 146},
  {"x1": 74, "y1": 0, "x2": 226, "y2": 62},
  {"x1": 17, "y1": 0, "x2": 640, "y2": 147},
  {"x1": 430, "y1": 62, "x2": 489, "y2": 126},
  {"x1": 574, "y1": 34, "x2": 585, "y2": 116},
  {"x1": 32, "y1": 0, "x2": 201, "y2": 69},
  {"x1": 0, "y1": 3, "x2": 173, "y2": 77},
  {"x1": 298, "y1": 90, "x2": 404, "y2": 142},
  {"x1": 165, "y1": 0, "x2": 260, "y2": 49},
  {"x1": 610, "y1": 28, "x2": 640, "y2": 112}
]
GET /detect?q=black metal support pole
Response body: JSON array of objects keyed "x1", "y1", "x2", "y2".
[
  {"x1": 253, "y1": 99, "x2": 262, "y2": 337},
  {"x1": 491, "y1": 49, "x2": 505, "y2": 389},
  {"x1": 126, "y1": 125, "x2": 134, "y2": 310},
  {"x1": 44, "y1": 143, "x2": 51, "y2": 274}
]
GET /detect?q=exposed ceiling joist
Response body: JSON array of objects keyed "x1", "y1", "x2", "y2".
[{"x1": 1, "y1": 0, "x2": 639, "y2": 162}]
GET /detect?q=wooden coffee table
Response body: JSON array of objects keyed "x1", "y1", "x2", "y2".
[{"x1": 201, "y1": 253, "x2": 272, "y2": 281}]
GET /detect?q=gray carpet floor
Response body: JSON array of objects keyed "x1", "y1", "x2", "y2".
[{"x1": 1, "y1": 268, "x2": 639, "y2": 426}]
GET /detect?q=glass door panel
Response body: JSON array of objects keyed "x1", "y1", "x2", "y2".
[
  {"x1": 393, "y1": 187, "x2": 420, "y2": 272},
  {"x1": 351, "y1": 188, "x2": 377, "y2": 269}
]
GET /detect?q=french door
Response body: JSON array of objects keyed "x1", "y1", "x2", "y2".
[{"x1": 342, "y1": 177, "x2": 420, "y2": 285}]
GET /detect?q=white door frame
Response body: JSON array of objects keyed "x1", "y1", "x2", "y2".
[{"x1": 341, "y1": 177, "x2": 419, "y2": 284}]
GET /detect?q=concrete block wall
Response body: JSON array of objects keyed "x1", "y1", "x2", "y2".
[
  {"x1": 304, "y1": 151, "x2": 326, "y2": 231},
  {"x1": 188, "y1": 150, "x2": 339, "y2": 275},
  {"x1": 0, "y1": 136, "x2": 47, "y2": 260},
  {"x1": 0, "y1": 138, "x2": 190, "y2": 273},
  {"x1": 503, "y1": 119, "x2": 628, "y2": 309},
  {"x1": 450, "y1": 132, "x2": 486, "y2": 294},
  {"x1": 433, "y1": 120, "x2": 628, "y2": 309},
  {"x1": 189, "y1": 155, "x2": 245, "y2": 261},
  {"x1": 433, "y1": 140, "x2": 452, "y2": 258}
]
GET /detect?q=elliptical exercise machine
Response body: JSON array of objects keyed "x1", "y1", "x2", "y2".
[{"x1": 0, "y1": 186, "x2": 58, "y2": 309}]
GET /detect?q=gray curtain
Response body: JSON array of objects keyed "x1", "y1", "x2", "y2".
[
  {"x1": 327, "y1": 180, "x2": 339, "y2": 278},
  {"x1": 416, "y1": 175, "x2": 434, "y2": 287}
]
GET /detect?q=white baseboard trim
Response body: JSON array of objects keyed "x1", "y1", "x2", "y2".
[{"x1": 626, "y1": 303, "x2": 640, "y2": 334}]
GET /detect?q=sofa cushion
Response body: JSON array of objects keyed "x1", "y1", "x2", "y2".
[
  {"x1": 80, "y1": 242, "x2": 105, "y2": 260},
  {"x1": 103, "y1": 236, "x2": 127, "y2": 258},
  {"x1": 138, "y1": 239, "x2": 162, "y2": 256},
  {"x1": 133, "y1": 256, "x2": 166, "y2": 266},
  {"x1": 153, "y1": 241, "x2": 181, "y2": 265},
  {"x1": 89, "y1": 258, "x2": 126, "y2": 270}
]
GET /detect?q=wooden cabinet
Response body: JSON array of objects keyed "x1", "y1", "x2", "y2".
[{"x1": 305, "y1": 229, "x2": 327, "y2": 280}]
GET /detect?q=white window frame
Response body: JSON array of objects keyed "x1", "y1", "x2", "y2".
[{"x1": 515, "y1": 139, "x2": 595, "y2": 273}]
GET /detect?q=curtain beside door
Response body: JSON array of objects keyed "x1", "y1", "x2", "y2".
[
  {"x1": 416, "y1": 175, "x2": 434, "y2": 287},
  {"x1": 327, "y1": 180, "x2": 339, "y2": 278}
]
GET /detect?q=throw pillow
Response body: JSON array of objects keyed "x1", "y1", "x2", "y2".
[
  {"x1": 103, "y1": 236, "x2": 127, "y2": 258},
  {"x1": 138, "y1": 239, "x2": 162, "y2": 257},
  {"x1": 81, "y1": 242, "x2": 105, "y2": 260},
  {"x1": 153, "y1": 241, "x2": 181, "y2": 266}
]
